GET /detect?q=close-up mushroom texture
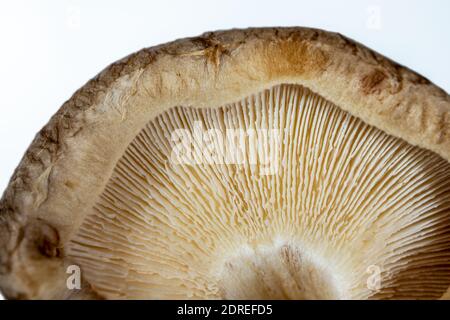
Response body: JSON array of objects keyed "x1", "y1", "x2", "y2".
[{"x1": 1, "y1": 27, "x2": 450, "y2": 300}]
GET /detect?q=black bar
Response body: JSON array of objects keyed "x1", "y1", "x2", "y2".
[{"x1": 1, "y1": 300, "x2": 449, "y2": 319}]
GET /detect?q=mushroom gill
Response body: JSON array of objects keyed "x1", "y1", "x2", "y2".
[{"x1": 67, "y1": 84, "x2": 450, "y2": 299}]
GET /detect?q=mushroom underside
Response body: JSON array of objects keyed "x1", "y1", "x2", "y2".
[{"x1": 66, "y1": 84, "x2": 450, "y2": 299}]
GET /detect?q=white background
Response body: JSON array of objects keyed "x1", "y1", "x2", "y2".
[{"x1": 0, "y1": 0, "x2": 449, "y2": 300}]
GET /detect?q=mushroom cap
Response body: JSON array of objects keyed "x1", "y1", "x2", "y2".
[{"x1": 1, "y1": 27, "x2": 450, "y2": 299}]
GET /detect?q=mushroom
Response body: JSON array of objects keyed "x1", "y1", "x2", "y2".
[{"x1": 1, "y1": 27, "x2": 450, "y2": 300}]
